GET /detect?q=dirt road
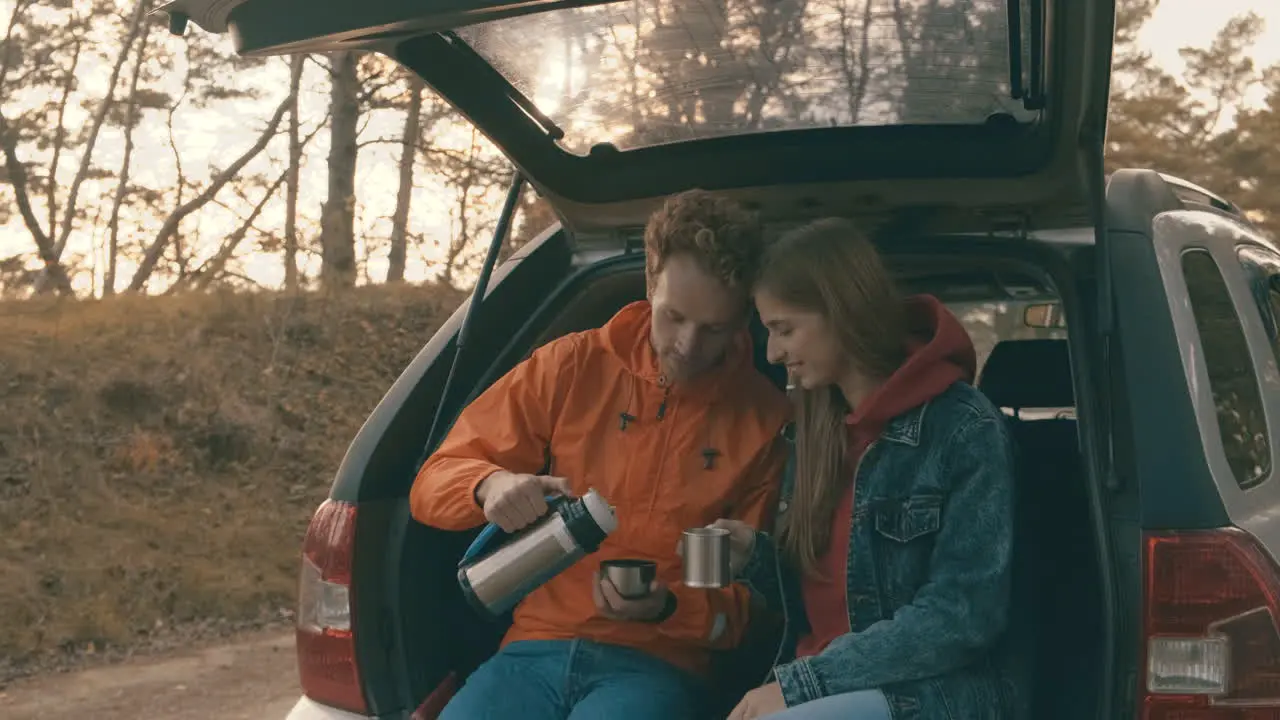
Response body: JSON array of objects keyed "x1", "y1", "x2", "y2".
[{"x1": 0, "y1": 630, "x2": 300, "y2": 720}]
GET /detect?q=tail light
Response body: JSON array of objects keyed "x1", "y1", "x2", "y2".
[
  {"x1": 1143, "y1": 528, "x2": 1280, "y2": 719},
  {"x1": 296, "y1": 499, "x2": 367, "y2": 715}
]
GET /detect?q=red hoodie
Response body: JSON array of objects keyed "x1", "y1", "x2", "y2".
[{"x1": 794, "y1": 295, "x2": 977, "y2": 658}]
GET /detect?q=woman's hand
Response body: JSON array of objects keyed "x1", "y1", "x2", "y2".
[
  {"x1": 727, "y1": 682, "x2": 786, "y2": 719},
  {"x1": 678, "y1": 519, "x2": 757, "y2": 577}
]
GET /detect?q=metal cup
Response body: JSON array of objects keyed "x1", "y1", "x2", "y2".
[
  {"x1": 681, "y1": 527, "x2": 732, "y2": 588},
  {"x1": 601, "y1": 559, "x2": 657, "y2": 599}
]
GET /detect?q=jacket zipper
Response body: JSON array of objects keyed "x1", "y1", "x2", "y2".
[{"x1": 647, "y1": 378, "x2": 674, "y2": 515}]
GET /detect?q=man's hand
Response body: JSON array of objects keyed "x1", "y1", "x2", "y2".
[
  {"x1": 727, "y1": 682, "x2": 787, "y2": 720},
  {"x1": 592, "y1": 570, "x2": 671, "y2": 622},
  {"x1": 475, "y1": 470, "x2": 572, "y2": 532}
]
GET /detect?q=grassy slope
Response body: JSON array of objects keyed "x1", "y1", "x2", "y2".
[{"x1": 0, "y1": 284, "x2": 465, "y2": 679}]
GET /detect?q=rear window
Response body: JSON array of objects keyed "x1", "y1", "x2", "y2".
[{"x1": 455, "y1": 0, "x2": 1037, "y2": 155}]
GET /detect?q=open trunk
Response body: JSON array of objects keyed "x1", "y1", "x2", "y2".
[
  {"x1": 277, "y1": 221, "x2": 1113, "y2": 720},
  {"x1": 160, "y1": 0, "x2": 1116, "y2": 235},
  {"x1": 391, "y1": 233, "x2": 1110, "y2": 720},
  {"x1": 153, "y1": 1, "x2": 1122, "y2": 717}
]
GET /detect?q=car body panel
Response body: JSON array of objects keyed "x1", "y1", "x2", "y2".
[
  {"x1": 285, "y1": 695, "x2": 402, "y2": 720},
  {"x1": 1149, "y1": 208, "x2": 1280, "y2": 553}
]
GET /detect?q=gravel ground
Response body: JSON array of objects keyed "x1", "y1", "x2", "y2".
[{"x1": 0, "y1": 628, "x2": 300, "y2": 720}]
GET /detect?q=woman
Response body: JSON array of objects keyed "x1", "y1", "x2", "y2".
[{"x1": 716, "y1": 218, "x2": 1024, "y2": 720}]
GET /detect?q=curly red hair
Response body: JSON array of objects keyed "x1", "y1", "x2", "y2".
[{"x1": 643, "y1": 189, "x2": 764, "y2": 295}]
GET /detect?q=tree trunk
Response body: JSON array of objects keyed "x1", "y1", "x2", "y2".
[
  {"x1": 0, "y1": 0, "x2": 72, "y2": 294},
  {"x1": 441, "y1": 128, "x2": 482, "y2": 289},
  {"x1": 386, "y1": 73, "x2": 423, "y2": 283},
  {"x1": 284, "y1": 53, "x2": 304, "y2": 292},
  {"x1": 47, "y1": 34, "x2": 83, "y2": 242},
  {"x1": 320, "y1": 50, "x2": 359, "y2": 289},
  {"x1": 188, "y1": 167, "x2": 290, "y2": 291},
  {"x1": 0, "y1": 114, "x2": 73, "y2": 294},
  {"x1": 104, "y1": 16, "x2": 153, "y2": 297},
  {"x1": 180, "y1": 101, "x2": 325, "y2": 292},
  {"x1": 50, "y1": 0, "x2": 150, "y2": 262}
]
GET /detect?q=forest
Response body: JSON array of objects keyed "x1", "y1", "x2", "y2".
[{"x1": 0, "y1": 0, "x2": 1274, "y2": 299}]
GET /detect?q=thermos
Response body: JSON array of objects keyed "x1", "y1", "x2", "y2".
[{"x1": 457, "y1": 487, "x2": 616, "y2": 618}]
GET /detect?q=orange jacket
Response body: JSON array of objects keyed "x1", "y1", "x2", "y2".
[{"x1": 410, "y1": 300, "x2": 790, "y2": 677}]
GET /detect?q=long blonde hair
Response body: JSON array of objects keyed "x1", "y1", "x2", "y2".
[{"x1": 757, "y1": 218, "x2": 909, "y2": 579}]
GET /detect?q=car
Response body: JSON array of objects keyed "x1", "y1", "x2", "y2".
[{"x1": 157, "y1": 0, "x2": 1280, "y2": 718}]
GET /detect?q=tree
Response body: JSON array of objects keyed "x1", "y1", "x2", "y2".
[
  {"x1": 104, "y1": 4, "x2": 158, "y2": 296},
  {"x1": 127, "y1": 91, "x2": 293, "y2": 292},
  {"x1": 1107, "y1": 12, "x2": 1264, "y2": 190},
  {"x1": 889, "y1": 0, "x2": 1014, "y2": 124},
  {"x1": 1223, "y1": 67, "x2": 1280, "y2": 237},
  {"x1": 1104, "y1": 5, "x2": 1278, "y2": 238},
  {"x1": 284, "y1": 53, "x2": 305, "y2": 291},
  {"x1": 387, "y1": 72, "x2": 424, "y2": 283},
  {"x1": 432, "y1": 127, "x2": 513, "y2": 289},
  {"x1": 504, "y1": 192, "x2": 560, "y2": 263},
  {"x1": 0, "y1": 0, "x2": 128, "y2": 294},
  {"x1": 320, "y1": 50, "x2": 360, "y2": 289}
]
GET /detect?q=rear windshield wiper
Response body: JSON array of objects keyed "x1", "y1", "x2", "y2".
[
  {"x1": 1006, "y1": 0, "x2": 1024, "y2": 101},
  {"x1": 1006, "y1": 0, "x2": 1045, "y2": 111},
  {"x1": 1027, "y1": 0, "x2": 1044, "y2": 110}
]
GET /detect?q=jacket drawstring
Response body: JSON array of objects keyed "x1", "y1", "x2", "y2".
[
  {"x1": 618, "y1": 375, "x2": 638, "y2": 431},
  {"x1": 618, "y1": 372, "x2": 721, "y2": 471},
  {"x1": 701, "y1": 400, "x2": 720, "y2": 470}
]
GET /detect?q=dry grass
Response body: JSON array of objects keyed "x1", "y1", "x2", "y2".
[{"x1": 0, "y1": 283, "x2": 466, "y2": 676}]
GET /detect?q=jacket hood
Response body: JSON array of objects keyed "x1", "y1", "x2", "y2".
[{"x1": 848, "y1": 294, "x2": 977, "y2": 431}]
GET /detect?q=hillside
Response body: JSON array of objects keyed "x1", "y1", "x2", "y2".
[{"x1": 0, "y1": 284, "x2": 466, "y2": 683}]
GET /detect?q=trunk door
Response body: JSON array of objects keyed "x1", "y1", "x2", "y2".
[{"x1": 160, "y1": 0, "x2": 1117, "y2": 234}]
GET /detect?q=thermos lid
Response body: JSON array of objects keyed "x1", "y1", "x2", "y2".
[{"x1": 581, "y1": 488, "x2": 618, "y2": 534}]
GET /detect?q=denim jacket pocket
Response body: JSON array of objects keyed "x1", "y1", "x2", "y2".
[
  {"x1": 873, "y1": 494, "x2": 943, "y2": 543},
  {"x1": 871, "y1": 494, "x2": 944, "y2": 608}
]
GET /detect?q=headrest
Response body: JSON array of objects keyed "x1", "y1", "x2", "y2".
[{"x1": 977, "y1": 339, "x2": 1074, "y2": 410}]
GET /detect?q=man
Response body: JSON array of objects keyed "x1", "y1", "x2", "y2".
[{"x1": 410, "y1": 189, "x2": 791, "y2": 719}]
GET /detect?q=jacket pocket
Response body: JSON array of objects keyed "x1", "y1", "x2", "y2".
[
  {"x1": 873, "y1": 494, "x2": 943, "y2": 543},
  {"x1": 870, "y1": 494, "x2": 945, "y2": 609}
]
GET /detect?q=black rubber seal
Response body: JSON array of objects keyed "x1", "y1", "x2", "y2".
[{"x1": 558, "y1": 496, "x2": 608, "y2": 553}]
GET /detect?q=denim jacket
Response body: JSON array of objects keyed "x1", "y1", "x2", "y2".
[{"x1": 738, "y1": 381, "x2": 1028, "y2": 720}]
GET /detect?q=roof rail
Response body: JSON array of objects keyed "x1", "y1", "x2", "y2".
[{"x1": 1156, "y1": 172, "x2": 1242, "y2": 216}]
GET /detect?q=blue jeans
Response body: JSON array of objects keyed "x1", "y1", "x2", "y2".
[
  {"x1": 438, "y1": 639, "x2": 703, "y2": 720},
  {"x1": 759, "y1": 689, "x2": 892, "y2": 719}
]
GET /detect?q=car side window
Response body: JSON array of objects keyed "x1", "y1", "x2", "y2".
[
  {"x1": 1182, "y1": 248, "x2": 1272, "y2": 490},
  {"x1": 1236, "y1": 245, "x2": 1280, "y2": 365}
]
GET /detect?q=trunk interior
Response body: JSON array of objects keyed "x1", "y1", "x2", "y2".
[{"x1": 376, "y1": 229, "x2": 1111, "y2": 719}]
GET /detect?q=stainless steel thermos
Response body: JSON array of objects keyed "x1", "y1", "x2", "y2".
[{"x1": 457, "y1": 488, "x2": 617, "y2": 617}]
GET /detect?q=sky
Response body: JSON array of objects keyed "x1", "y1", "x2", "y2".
[
  {"x1": 1142, "y1": 0, "x2": 1280, "y2": 72},
  {"x1": 1, "y1": 0, "x2": 1278, "y2": 295}
]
